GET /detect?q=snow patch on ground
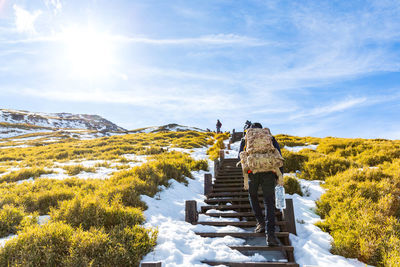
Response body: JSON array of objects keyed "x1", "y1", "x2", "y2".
[
  {"x1": 284, "y1": 144, "x2": 318, "y2": 152},
  {"x1": 0, "y1": 235, "x2": 16, "y2": 248}
]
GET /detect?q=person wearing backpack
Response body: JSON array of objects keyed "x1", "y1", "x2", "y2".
[
  {"x1": 238, "y1": 122, "x2": 284, "y2": 246},
  {"x1": 216, "y1": 119, "x2": 222, "y2": 133}
]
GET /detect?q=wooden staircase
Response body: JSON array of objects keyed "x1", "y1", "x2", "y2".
[{"x1": 186, "y1": 153, "x2": 299, "y2": 267}]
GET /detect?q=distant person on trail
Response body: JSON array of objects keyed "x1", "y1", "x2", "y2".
[
  {"x1": 216, "y1": 119, "x2": 222, "y2": 133},
  {"x1": 238, "y1": 122, "x2": 284, "y2": 246},
  {"x1": 244, "y1": 120, "x2": 252, "y2": 131}
]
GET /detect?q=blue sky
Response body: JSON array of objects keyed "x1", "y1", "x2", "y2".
[{"x1": 0, "y1": 0, "x2": 399, "y2": 139}]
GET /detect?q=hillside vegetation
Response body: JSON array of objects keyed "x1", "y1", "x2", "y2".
[
  {"x1": 276, "y1": 134, "x2": 400, "y2": 266},
  {"x1": 1, "y1": 131, "x2": 399, "y2": 266},
  {"x1": 0, "y1": 131, "x2": 215, "y2": 266}
]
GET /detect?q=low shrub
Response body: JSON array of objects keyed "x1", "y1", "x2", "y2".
[
  {"x1": 0, "y1": 168, "x2": 53, "y2": 183},
  {"x1": 281, "y1": 149, "x2": 308, "y2": 173},
  {"x1": 315, "y1": 159, "x2": 400, "y2": 266},
  {"x1": 0, "y1": 205, "x2": 26, "y2": 237},
  {"x1": 283, "y1": 175, "x2": 303, "y2": 196},
  {"x1": 207, "y1": 133, "x2": 228, "y2": 161},
  {"x1": 62, "y1": 165, "x2": 96, "y2": 176},
  {"x1": 0, "y1": 222, "x2": 157, "y2": 267},
  {"x1": 299, "y1": 155, "x2": 352, "y2": 180},
  {"x1": 51, "y1": 195, "x2": 144, "y2": 230},
  {"x1": 0, "y1": 222, "x2": 73, "y2": 266}
]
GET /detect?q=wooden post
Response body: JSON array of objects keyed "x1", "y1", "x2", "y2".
[
  {"x1": 185, "y1": 200, "x2": 198, "y2": 224},
  {"x1": 204, "y1": 173, "x2": 212, "y2": 196},
  {"x1": 219, "y1": 149, "x2": 225, "y2": 161},
  {"x1": 227, "y1": 142, "x2": 231, "y2": 150},
  {"x1": 283, "y1": 199, "x2": 297, "y2": 235},
  {"x1": 141, "y1": 263, "x2": 162, "y2": 267},
  {"x1": 214, "y1": 159, "x2": 219, "y2": 177}
]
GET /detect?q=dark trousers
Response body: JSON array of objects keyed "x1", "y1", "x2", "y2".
[{"x1": 248, "y1": 172, "x2": 276, "y2": 234}]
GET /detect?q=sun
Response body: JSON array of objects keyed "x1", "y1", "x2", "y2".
[{"x1": 60, "y1": 27, "x2": 115, "y2": 79}]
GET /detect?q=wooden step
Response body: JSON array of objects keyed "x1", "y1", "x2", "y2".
[
  {"x1": 217, "y1": 171, "x2": 243, "y2": 175},
  {"x1": 230, "y1": 245, "x2": 294, "y2": 252},
  {"x1": 196, "y1": 231, "x2": 289, "y2": 245},
  {"x1": 212, "y1": 183, "x2": 243, "y2": 188},
  {"x1": 201, "y1": 211, "x2": 281, "y2": 218},
  {"x1": 213, "y1": 179, "x2": 243, "y2": 187},
  {"x1": 195, "y1": 231, "x2": 289, "y2": 239},
  {"x1": 205, "y1": 197, "x2": 265, "y2": 204},
  {"x1": 214, "y1": 181, "x2": 244, "y2": 186},
  {"x1": 212, "y1": 187, "x2": 246, "y2": 192},
  {"x1": 201, "y1": 204, "x2": 253, "y2": 212},
  {"x1": 194, "y1": 221, "x2": 287, "y2": 227},
  {"x1": 201, "y1": 261, "x2": 298, "y2": 267},
  {"x1": 230, "y1": 245, "x2": 295, "y2": 262},
  {"x1": 214, "y1": 176, "x2": 243, "y2": 179},
  {"x1": 208, "y1": 192, "x2": 260, "y2": 198},
  {"x1": 195, "y1": 232, "x2": 288, "y2": 237}
]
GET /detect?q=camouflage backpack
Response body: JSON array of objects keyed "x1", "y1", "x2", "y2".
[{"x1": 239, "y1": 128, "x2": 284, "y2": 177}]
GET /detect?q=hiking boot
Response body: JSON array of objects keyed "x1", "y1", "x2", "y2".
[
  {"x1": 254, "y1": 222, "x2": 265, "y2": 233},
  {"x1": 266, "y1": 233, "x2": 279, "y2": 246}
]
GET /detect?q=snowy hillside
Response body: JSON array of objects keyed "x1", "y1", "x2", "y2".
[
  {"x1": 0, "y1": 109, "x2": 126, "y2": 132},
  {"x1": 130, "y1": 123, "x2": 206, "y2": 133}
]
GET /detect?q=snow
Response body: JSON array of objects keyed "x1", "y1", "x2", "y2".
[
  {"x1": 0, "y1": 235, "x2": 16, "y2": 248},
  {"x1": 0, "y1": 144, "x2": 32, "y2": 149},
  {"x1": 141, "y1": 142, "x2": 371, "y2": 267},
  {"x1": 284, "y1": 144, "x2": 318, "y2": 152},
  {"x1": 0, "y1": 128, "x2": 49, "y2": 140}
]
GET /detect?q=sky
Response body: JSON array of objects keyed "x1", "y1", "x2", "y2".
[{"x1": 0, "y1": 0, "x2": 399, "y2": 139}]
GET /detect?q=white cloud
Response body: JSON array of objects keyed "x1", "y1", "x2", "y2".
[
  {"x1": 43, "y1": 0, "x2": 62, "y2": 14},
  {"x1": 115, "y1": 33, "x2": 272, "y2": 47},
  {"x1": 290, "y1": 97, "x2": 367, "y2": 120},
  {"x1": 13, "y1": 5, "x2": 42, "y2": 34}
]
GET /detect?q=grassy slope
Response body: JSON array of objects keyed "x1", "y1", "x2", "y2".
[
  {"x1": 1, "y1": 132, "x2": 398, "y2": 266},
  {"x1": 0, "y1": 130, "x2": 215, "y2": 266},
  {"x1": 276, "y1": 134, "x2": 400, "y2": 266}
]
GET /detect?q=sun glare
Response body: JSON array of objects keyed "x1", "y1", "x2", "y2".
[{"x1": 60, "y1": 27, "x2": 115, "y2": 79}]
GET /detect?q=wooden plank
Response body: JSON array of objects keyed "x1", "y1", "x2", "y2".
[
  {"x1": 205, "y1": 197, "x2": 265, "y2": 204},
  {"x1": 212, "y1": 187, "x2": 246, "y2": 192},
  {"x1": 194, "y1": 221, "x2": 287, "y2": 227},
  {"x1": 185, "y1": 200, "x2": 198, "y2": 224},
  {"x1": 202, "y1": 261, "x2": 299, "y2": 267},
  {"x1": 230, "y1": 245, "x2": 294, "y2": 251},
  {"x1": 201, "y1": 211, "x2": 281, "y2": 217},
  {"x1": 283, "y1": 199, "x2": 297, "y2": 235},
  {"x1": 196, "y1": 232, "x2": 289, "y2": 238},
  {"x1": 207, "y1": 192, "x2": 260, "y2": 198},
  {"x1": 212, "y1": 183, "x2": 243, "y2": 188},
  {"x1": 214, "y1": 159, "x2": 219, "y2": 177},
  {"x1": 201, "y1": 204, "x2": 253, "y2": 212}
]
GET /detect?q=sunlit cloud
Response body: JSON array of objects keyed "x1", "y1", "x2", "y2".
[{"x1": 13, "y1": 5, "x2": 42, "y2": 34}]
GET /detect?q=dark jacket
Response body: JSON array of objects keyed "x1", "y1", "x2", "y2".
[{"x1": 238, "y1": 136, "x2": 284, "y2": 175}]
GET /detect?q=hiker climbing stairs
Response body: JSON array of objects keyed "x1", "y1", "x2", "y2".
[{"x1": 186, "y1": 152, "x2": 299, "y2": 267}]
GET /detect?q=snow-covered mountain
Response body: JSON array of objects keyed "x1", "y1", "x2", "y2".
[
  {"x1": 0, "y1": 109, "x2": 126, "y2": 132},
  {"x1": 130, "y1": 123, "x2": 206, "y2": 133}
]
